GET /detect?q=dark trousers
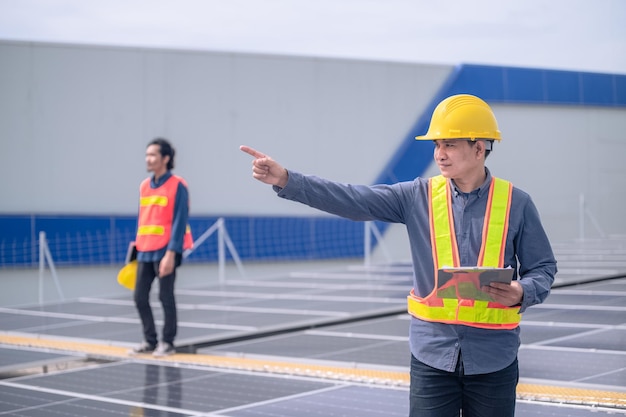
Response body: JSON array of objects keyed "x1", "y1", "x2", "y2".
[
  {"x1": 409, "y1": 354, "x2": 518, "y2": 417},
  {"x1": 133, "y1": 256, "x2": 181, "y2": 346}
]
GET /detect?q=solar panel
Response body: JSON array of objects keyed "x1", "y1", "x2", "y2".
[
  {"x1": 0, "y1": 346, "x2": 83, "y2": 374},
  {"x1": 1, "y1": 246, "x2": 625, "y2": 416}
]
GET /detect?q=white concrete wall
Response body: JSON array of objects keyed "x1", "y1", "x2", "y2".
[
  {"x1": 0, "y1": 40, "x2": 449, "y2": 216},
  {"x1": 487, "y1": 105, "x2": 626, "y2": 241}
]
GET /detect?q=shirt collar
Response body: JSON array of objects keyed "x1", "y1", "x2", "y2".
[
  {"x1": 151, "y1": 171, "x2": 172, "y2": 188},
  {"x1": 451, "y1": 167, "x2": 492, "y2": 197}
]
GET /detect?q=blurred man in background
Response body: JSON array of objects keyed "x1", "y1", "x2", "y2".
[{"x1": 130, "y1": 138, "x2": 193, "y2": 357}]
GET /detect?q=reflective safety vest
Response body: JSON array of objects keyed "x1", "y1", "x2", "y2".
[
  {"x1": 136, "y1": 175, "x2": 193, "y2": 252},
  {"x1": 407, "y1": 175, "x2": 521, "y2": 329}
]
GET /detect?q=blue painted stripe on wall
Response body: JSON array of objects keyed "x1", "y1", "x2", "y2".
[
  {"x1": 2, "y1": 65, "x2": 625, "y2": 267},
  {"x1": 0, "y1": 215, "x2": 364, "y2": 267}
]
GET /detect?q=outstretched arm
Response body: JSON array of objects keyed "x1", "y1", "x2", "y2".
[
  {"x1": 241, "y1": 145, "x2": 408, "y2": 224},
  {"x1": 240, "y1": 145, "x2": 289, "y2": 188}
]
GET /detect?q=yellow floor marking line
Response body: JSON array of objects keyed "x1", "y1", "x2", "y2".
[
  {"x1": 1, "y1": 334, "x2": 129, "y2": 357},
  {"x1": 516, "y1": 383, "x2": 626, "y2": 409},
  {"x1": 2, "y1": 334, "x2": 625, "y2": 408},
  {"x1": 0, "y1": 334, "x2": 408, "y2": 386}
]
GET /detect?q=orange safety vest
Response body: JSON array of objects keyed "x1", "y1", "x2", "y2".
[
  {"x1": 407, "y1": 175, "x2": 521, "y2": 329},
  {"x1": 136, "y1": 175, "x2": 193, "y2": 252}
]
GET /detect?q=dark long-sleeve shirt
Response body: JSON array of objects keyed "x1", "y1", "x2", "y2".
[
  {"x1": 275, "y1": 167, "x2": 556, "y2": 375},
  {"x1": 136, "y1": 171, "x2": 190, "y2": 262}
]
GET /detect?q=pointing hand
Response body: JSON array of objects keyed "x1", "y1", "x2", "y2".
[{"x1": 240, "y1": 145, "x2": 289, "y2": 188}]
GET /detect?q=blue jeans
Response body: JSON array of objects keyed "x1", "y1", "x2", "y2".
[{"x1": 409, "y1": 354, "x2": 518, "y2": 417}]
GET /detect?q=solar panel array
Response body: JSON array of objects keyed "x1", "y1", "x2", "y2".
[{"x1": 1, "y1": 237, "x2": 625, "y2": 416}]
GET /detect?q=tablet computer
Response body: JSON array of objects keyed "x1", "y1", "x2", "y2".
[
  {"x1": 436, "y1": 267, "x2": 514, "y2": 300},
  {"x1": 439, "y1": 267, "x2": 513, "y2": 286}
]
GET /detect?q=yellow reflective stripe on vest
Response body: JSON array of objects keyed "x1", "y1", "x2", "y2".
[
  {"x1": 430, "y1": 175, "x2": 511, "y2": 269},
  {"x1": 137, "y1": 225, "x2": 165, "y2": 236},
  {"x1": 140, "y1": 195, "x2": 168, "y2": 207},
  {"x1": 457, "y1": 300, "x2": 520, "y2": 327},
  {"x1": 407, "y1": 295, "x2": 520, "y2": 328},
  {"x1": 430, "y1": 175, "x2": 458, "y2": 268},
  {"x1": 478, "y1": 178, "x2": 512, "y2": 267},
  {"x1": 407, "y1": 294, "x2": 459, "y2": 322}
]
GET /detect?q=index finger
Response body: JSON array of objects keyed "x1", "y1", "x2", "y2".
[{"x1": 240, "y1": 145, "x2": 267, "y2": 159}]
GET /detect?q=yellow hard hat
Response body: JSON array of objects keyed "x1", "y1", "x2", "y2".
[
  {"x1": 117, "y1": 260, "x2": 137, "y2": 291},
  {"x1": 415, "y1": 94, "x2": 501, "y2": 142}
]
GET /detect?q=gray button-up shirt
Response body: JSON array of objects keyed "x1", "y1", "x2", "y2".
[{"x1": 276, "y1": 167, "x2": 556, "y2": 375}]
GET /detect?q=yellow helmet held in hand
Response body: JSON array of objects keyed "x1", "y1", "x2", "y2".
[
  {"x1": 416, "y1": 94, "x2": 501, "y2": 142},
  {"x1": 117, "y1": 260, "x2": 137, "y2": 291}
]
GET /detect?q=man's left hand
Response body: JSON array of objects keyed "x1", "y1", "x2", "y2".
[
  {"x1": 482, "y1": 281, "x2": 524, "y2": 306},
  {"x1": 159, "y1": 251, "x2": 176, "y2": 278}
]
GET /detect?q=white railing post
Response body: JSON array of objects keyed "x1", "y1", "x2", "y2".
[
  {"x1": 38, "y1": 231, "x2": 65, "y2": 304},
  {"x1": 183, "y1": 217, "x2": 245, "y2": 284},
  {"x1": 578, "y1": 193, "x2": 606, "y2": 240},
  {"x1": 364, "y1": 221, "x2": 392, "y2": 267},
  {"x1": 364, "y1": 222, "x2": 372, "y2": 267},
  {"x1": 39, "y1": 231, "x2": 45, "y2": 304},
  {"x1": 218, "y1": 218, "x2": 225, "y2": 283},
  {"x1": 578, "y1": 193, "x2": 585, "y2": 240},
  {"x1": 220, "y1": 221, "x2": 246, "y2": 281}
]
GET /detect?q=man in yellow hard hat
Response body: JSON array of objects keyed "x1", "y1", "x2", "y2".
[{"x1": 241, "y1": 94, "x2": 557, "y2": 417}]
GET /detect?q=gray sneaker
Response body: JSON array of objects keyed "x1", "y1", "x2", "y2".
[
  {"x1": 129, "y1": 341, "x2": 156, "y2": 355},
  {"x1": 153, "y1": 342, "x2": 176, "y2": 357}
]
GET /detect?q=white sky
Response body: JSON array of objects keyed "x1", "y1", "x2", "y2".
[{"x1": 1, "y1": 0, "x2": 625, "y2": 74}]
